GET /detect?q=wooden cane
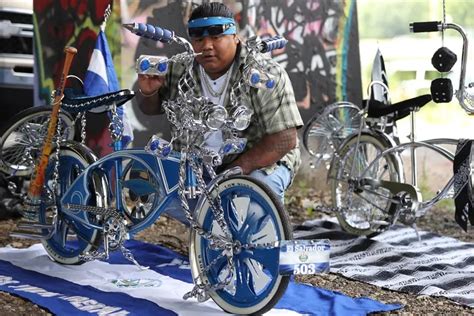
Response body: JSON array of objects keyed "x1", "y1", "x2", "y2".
[{"x1": 27, "y1": 46, "x2": 77, "y2": 200}]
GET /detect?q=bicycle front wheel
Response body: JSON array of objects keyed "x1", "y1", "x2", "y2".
[
  {"x1": 303, "y1": 101, "x2": 362, "y2": 169},
  {"x1": 0, "y1": 106, "x2": 75, "y2": 176},
  {"x1": 330, "y1": 133, "x2": 401, "y2": 236},
  {"x1": 190, "y1": 175, "x2": 292, "y2": 315}
]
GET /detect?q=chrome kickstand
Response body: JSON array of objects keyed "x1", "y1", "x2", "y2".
[
  {"x1": 411, "y1": 223, "x2": 422, "y2": 242},
  {"x1": 120, "y1": 245, "x2": 149, "y2": 270}
]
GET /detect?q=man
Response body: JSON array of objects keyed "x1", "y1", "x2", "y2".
[{"x1": 137, "y1": 2, "x2": 303, "y2": 202}]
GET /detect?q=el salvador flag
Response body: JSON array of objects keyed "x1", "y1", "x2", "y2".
[
  {"x1": 84, "y1": 30, "x2": 133, "y2": 146},
  {"x1": 0, "y1": 240, "x2": 402, "y2": 315}
]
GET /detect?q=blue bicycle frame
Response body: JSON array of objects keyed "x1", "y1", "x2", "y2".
[{"x1": 59, "y1": 143, "x2": 219, "y2": 235}]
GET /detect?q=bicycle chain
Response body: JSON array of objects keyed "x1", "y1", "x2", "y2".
[
  {"x1": 80, "y1": 112, "x2": 87, "y2": 144},
  {"x1": 50, "y1": 111, "x2": 63, "y2": 198},
  {"x1": 109, "y1": 103, "x2": 123, "y2": 142},
  {"x1": 65, "y1": 203, "x2": 121, "y2": 219}
]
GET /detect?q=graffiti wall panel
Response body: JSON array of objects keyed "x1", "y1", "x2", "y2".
[
  {"x1": 34, "y1": 0, "x2": 123, "y2": 156},
  {"x1": 34, "y1": 0, "x2": 118, "y2": 100},
  {"x1": 121, "y1": 0, "x2": 194, "y2": 145},
  {"x1": 122, "y1": 0, "x2": 361, "y2": 146}
]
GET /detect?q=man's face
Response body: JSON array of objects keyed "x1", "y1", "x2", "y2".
[{"x1": 191, "y1": 34, "x2": 238, "y2": 77}]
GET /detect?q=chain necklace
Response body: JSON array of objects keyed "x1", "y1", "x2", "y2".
[{"x1": 199, "y1": 64, "x2": 233, "y2": 98}]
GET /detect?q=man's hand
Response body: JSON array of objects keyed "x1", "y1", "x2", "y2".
[
  {"x1": 229, "y1": 128, "x2": 297, "y2": 174},
  {"x1": 138, "y1": 74, "x2": 165, "y2": 95},
  {"x1": 137, "y1": 74, "x2": 166, "y2": 115}
]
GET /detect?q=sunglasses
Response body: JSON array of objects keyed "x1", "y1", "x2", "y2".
[{"x1": 188, "y1": 23, "x2": 234, "y2": 38}]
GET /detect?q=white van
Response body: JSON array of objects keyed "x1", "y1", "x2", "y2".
[{"x1": 0, "y1": 0, "x2": 34, "y2": 128}]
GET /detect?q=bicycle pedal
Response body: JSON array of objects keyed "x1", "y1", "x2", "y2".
[
  {"x1": 16, "y1": 221, "x2": 53, "y2": 230},
  {"x1": 10, "y1": 219, "x2": 54, "y2": 240},
  {"x1": 10, "y1": 226, "x2": 53, "y2": 240}
]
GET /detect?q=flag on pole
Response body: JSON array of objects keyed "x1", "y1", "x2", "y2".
[{"x1": 83, "y1": 30, "x2": 133, "y2": 152}]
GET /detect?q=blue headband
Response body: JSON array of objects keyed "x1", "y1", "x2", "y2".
[{"x1": 188, "y1": 16, "x2": 236, "y2": 35}]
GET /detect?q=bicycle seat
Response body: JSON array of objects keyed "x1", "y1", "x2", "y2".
[
  {"x1": 61, "y1": 88, "x2": 135, "y2": 114},
  {"x1": 366, "y1": 94, "x2": 432, "y2": 121}
]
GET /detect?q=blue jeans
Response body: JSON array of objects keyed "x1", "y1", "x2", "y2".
[
  {"x1": 164, "y1": 164, "x2": 292, "y2": 223},
  {"x1": 249, "y1": 164, "x2": 292, "y2": 203}
]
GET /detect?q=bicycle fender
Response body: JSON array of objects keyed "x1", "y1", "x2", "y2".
[
  {"x1": 327, "y1": 130, "x2": 404, "y2": 183},
  {"x1": 193, "y1": 167, "x2": 243, "y2": 217}
]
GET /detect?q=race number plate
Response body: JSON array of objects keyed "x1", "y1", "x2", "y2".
[{"x1": 279, "y1": 239, "x2": 330, "y2": 275}]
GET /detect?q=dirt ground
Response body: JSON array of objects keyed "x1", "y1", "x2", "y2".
[{"x1": 0, "y1": 179, "x2": 472, "y2": 315}]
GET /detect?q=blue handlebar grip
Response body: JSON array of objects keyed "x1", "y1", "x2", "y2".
[
  {"x1": 261, "y1": 35, "x2": 288, "y2": 53},
  {"x1": 123, "y1": 22, "x2": 174, "y2": 43}
]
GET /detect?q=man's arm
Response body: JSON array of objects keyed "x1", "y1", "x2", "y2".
[{"x1": 228, "y1": 128, "x2": 297, "y2": 175}]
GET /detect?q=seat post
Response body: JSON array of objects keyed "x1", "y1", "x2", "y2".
[{"x1": 409, "y1": 109, "x2": 418, "y2": 187}]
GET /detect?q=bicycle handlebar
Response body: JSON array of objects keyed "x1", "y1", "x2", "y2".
[
  {"x1": 260, "y1": 36, "x2": 288, "y2": 53},
  {"x1": 410, "y1": 21, "x2": 472, "y2": 114},
  {"x1": 122, "y1": 23, "x2": 174, "y2": 43},
  {"x1": 124, "y1": 22, "x2": 288, "y2": 54},
  {"x1": 409, "y1": 21, "x2": 442, "y2": 33}
]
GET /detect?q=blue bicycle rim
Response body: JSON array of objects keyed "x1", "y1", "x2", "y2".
[
  {"x1": 200, "y1": 183, "x2": 282, "y2": 308},
  {"x1": 39, "y1": 152, "x2": 98, "y2": 259}
]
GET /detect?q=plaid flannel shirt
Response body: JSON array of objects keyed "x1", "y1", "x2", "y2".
[{"x1": 158, "y1": 45, "x2": 303, "y2": 178}]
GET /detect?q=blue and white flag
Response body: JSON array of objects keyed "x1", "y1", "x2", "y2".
[
  {"x1": 0, "y1": 240, "x2": 401, "y2": 315},
  {"x1": 84, "y1": 30, "x2": 133, "y2": 146}
]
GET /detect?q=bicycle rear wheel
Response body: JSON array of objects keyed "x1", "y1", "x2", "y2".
[
  {"x1": 190, "y1": 175, "x2": 292, "y2": 315},
  {"x1": 303, "y1": 102, "x2": 362, "y2": 169},
  {"x1": 0, "y1": 106, "x2": 75, "y2": 176},
  {"x1": 330, "y1": 133, "x2": 401, "y2": 236}
]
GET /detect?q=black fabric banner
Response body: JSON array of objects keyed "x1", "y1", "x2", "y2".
[{"x1": 453, "y1": 139, "x2": 474, "y2": 231}]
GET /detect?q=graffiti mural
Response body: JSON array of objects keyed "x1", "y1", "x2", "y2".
[
  {"x1": 236, "y1": 0, "x2": 362, "y2": 119},
  {"x1": 34, "y1": 0, "x2": 120, "y2": 101},
  {"x1": 34, "y1": 0, "x2": 122, "y2": 156}
]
